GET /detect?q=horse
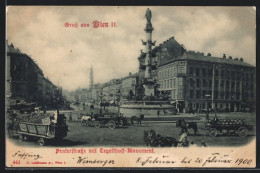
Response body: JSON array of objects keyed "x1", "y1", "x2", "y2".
[
  {"x1": 176, "y1": 119, "x2": 198, "y2": 135},
  {"x1": 131, "y1": 114, "x2": 144, "y2": 126},
  {"x1": 81, "y1": 115, "x2": 93, "y2": 126},
  {"x1": 144, "y1": 129, "x2": 178, "y2": 147}
]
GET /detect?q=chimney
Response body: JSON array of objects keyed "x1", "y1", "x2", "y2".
[
  {"x1": 228, "y1": 56, "x2": 232, "y2": 60},
  {"x1": 207, "y1": 53, "x2": 211, "y2": 56},
  {"x1": 223, "y1": 54, "x2": 226, "y2": 59},
  {"x1": 240, "y1": 58, "x2": 243, "y2": 62}
]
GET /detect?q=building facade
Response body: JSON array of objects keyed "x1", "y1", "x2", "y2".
[
  {"x1": 6, "y1": 42, "x2": 62, "y2": 108},
  {"x1": 156, "y1": 38, "x2": 255, "y2": 112},
  {"x1": 121, "y1": 73, "x2": 139, "y2": 99}
]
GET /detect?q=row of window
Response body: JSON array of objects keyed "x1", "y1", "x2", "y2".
[
  {"x1": 189, "y1": 78, "x2": 254, "y2": 90},
  {"x1": 189, "y1": 67, "x2": 254, "y2": 81},
  {"x1": 158, "y1": 66, "x2": 186, "y2": 79},
  {"x1": 188, "y1": 103, "x2": 231, "y2": 109},
  {"x1": 159, "y1": 78, "x2": 183, "y2": 89},
  {"x1": 189, "y1": 90, "x2": 242, "y2": 100},
  {"x1": 171, "y1": 89, "x2": 183, "y2": 99}
]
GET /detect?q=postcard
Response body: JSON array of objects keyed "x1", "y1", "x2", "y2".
[{"x1": 6, "y1": 6, "x2": 256, "y2": 168}]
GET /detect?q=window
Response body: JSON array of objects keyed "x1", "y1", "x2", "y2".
[
  {"x1": 215, "y1": 80, "x2": 218, "y2": 89},
  {"x1": 162, "y1": 81, "x2": 165, "y2": 89},
  {"x1": 215, "y1": 69, "x2": 219, "y2": 77},
  {"x1": 250, "y1": 83, "x2": 254, "y2": 90},
  {"x1": 190, "y1": 90, "x2": 194, "y2": 99},
  {"x1": 172, "y1": 89, "x2": 176, "y2": 99},
  {"x1": 215, "y1": 91, "x2": 219, "y2": 99},
  {"x1": 231, "y1": 71, "x2": 235, "y2": 79},
  {"x1": 220, "y1": 80, "x2": 224, "y2": 88},
  {"x1": 236, "y1": 81, "x2": 240, "y2": 90},
  {"x1": 167, "y1": 80, "x2": 169, "y2": 88},
  {"x1": 173, "y1": 67, "x2": 177, "y2": 76},
  {"x1": 203, "y1": 79, "x2": 207, "y2": 88},
  {"x1": 202, "y1": 90, "x2": 206, "y2": 98},
  {"x1": 170, "y1": 79, "x2": 172, "y2": 88},
  {"x1": 178, "y1": 89, "x2": 183, "y2": 99},
  {"x1": 196, "y1": 90, "x2": 201, "y2": 99},
  {"x1": 178, "y1": 78, "x2": 183, "y2": 86},
  {"x1": 208, "y1": 68, "x2": 212, "y2": 77},
  {"x1": 236, "y1": 92, "x2": 240, "y2": 100},
  {"x1": 220, "y1": 91, "x2": 224, "y2": 99},
  {"x1": 231, "y1": 81, "x2": 235, "y2": 89},
  {"x1": 202, "y1": 68, "x2": 206, "y2": 76},
  {"x1": 196, "y1": 79, "x2": 200, "y2": 87},
  {"x1": 226, "y1": 70, "x2": 230, "y2": 78},
  {"x1": 179, "y1": 66, "x2": 184, "y2": 74},
  {"x1": 226, "y1": 81, "x2": 230, "y2": 89},
  {"x1": 190, "y1": 79, "x2": 194, "y2": 88},
  {"x1": 196, "y1": 68, "x2": 200, "y2": 76},
  {"x1": 173, "y1": 78, "x2": 176, "y2": 87},
  {"x1": 189, "y1": 67, "x2": 193, "y2": 75},
  {"x1": 221, "y1": 70, "x2": 224, "y2": 78}
]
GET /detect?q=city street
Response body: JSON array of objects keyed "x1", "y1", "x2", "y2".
[{"x1": 9, "y1": 109, "x2": 255, "y2": 148}]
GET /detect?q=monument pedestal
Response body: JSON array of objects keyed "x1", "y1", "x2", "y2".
[{"x1": 144, "y1": 84, "x2": 154, "y2": 96}]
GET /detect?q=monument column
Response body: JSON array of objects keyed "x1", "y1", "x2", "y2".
[{"x1": 142, "y1": 8, "x2": 156, "y2": 96}]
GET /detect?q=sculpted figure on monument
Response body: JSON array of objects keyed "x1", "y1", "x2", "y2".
[{"x1": 145, "y1": 8, "x2": 152, "y2": 23}]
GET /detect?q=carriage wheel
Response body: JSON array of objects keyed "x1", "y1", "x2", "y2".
[
  {"x1": 108, "y1": 121, "x2": 116, "y2": 129},
  {"x1": 238, "y1": 127, "x2": 248, "y2": 137},
  {"x1": 118, "y1": 120, "x2": 124, "y2": 127},
  {"x1": 95, "y1": 122, "x2": 101, "y2": 128},
  {"x1": 38, "y1": 138, "x2": 45, "y2": 146},
  {"x1": 209, "y1": 128, "x2": 218, "y2": 137}
]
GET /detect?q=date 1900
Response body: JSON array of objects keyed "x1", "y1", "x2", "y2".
[{"x1": 235, "y1": 158, "x2": 252, "y2": 165}]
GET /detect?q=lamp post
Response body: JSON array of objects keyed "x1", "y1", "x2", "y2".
[
  {"x1": 116, "y1": 91, "x2": 121, "y2": 113},
  {"x1": 205, "y1": 94, "x2": 211, "y2": 122},
  {"x1": 99, "y1": 93, "x2": 103, "y2": 109}
]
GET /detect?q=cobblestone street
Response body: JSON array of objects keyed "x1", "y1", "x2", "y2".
[{"x1": 9, "y1": 110, "x2": 255, "y2": 147}]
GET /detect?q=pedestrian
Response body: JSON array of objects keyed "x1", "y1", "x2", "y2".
[
  {"x1": 178, "y1": 127, "x2": 188, "y2": 147},
  {"x1": 157, "y1": 110, "x2": 160, "y2": 117},
  {"x1": 69, "y1": 113, "x2": 72, "y2": 121},
  {"x1": 206, "y1": 112, "x2": 209, "y2": 122}
]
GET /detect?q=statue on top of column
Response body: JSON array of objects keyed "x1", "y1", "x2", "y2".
[{"x1": 145, "y1": 8, "x2": 152, "y2": 23}]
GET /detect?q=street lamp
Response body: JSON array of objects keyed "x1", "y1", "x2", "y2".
[
  {"x1": 205, "y1": 94, "x2": 211, "y2": 122},
  {"x1": 116, "y1": 91, "x2": 121, "y2": 113},
  {"x1": 99, "y1": 93, "x2": 103, "y2": 108}
]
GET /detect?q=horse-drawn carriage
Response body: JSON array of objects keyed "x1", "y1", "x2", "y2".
[
  {"x1": 205, "y1": 118, "x2": 253, "y2": 137},
  {"x1": 17, "y1": 114, "x2": 68, "y2": 146},
  {"x1": 81, "y1": 113, "x2": 128, "y2": 129}
]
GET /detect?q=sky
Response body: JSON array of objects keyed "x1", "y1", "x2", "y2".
[{"x1": 6, "y1": 6, "x2": 256, "y2": 91}]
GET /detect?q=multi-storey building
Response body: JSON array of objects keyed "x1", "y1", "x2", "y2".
[
  {"x1": 121, "y1": 73, "x2": 139, "y2": 99},
  {"x1": 156, "y1": 37, "x2": 255, "y2": 112},
  {"x1": 6, "y1": 42, "x2": 62, "y2": 108}
]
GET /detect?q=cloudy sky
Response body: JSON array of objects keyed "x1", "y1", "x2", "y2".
[{"x1": 6, "y1": 6, "x2": 256, "y2": 91}]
